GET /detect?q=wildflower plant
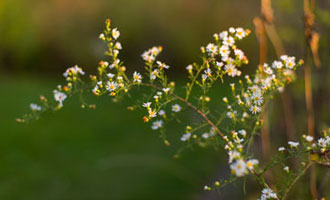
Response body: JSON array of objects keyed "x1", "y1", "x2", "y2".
[{"x1": 18, "y1": 19, "x2": 329, "y2": 199}]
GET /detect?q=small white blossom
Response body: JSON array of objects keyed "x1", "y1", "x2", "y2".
[
  {"x1": 206, "y1": 43, "x2": 218, "y2": 55},
  {"x1": 250, "y1": 105, "x2": 261, "y2": 114},
  {"x1": 202, "y1": 133, "x2": 209, "y2": 139},
  {"x1": 99, "y1": 33, "x2": 105, "y2": 40},
  {"x1": 261, "y1": 188, "x2": 278, "y2": 199},
  {"x1": 288, "y1": 141, "x2": 299, "y2": 148},
  {"x1": 30, "y1": 103, "x2": 42, "y2": 111},
  {"x1": 272, "y1": 60, "x2": 283, "y2": 69},
  {"x1": 162, "y1": 88, "x2": 170, "y2": 93},
  {"x1": 54, "y1": 90, "x2": 67, "y2": 107},
  {"x1": 115, "y1": 42, "x2": 122, "y2": 49},
  {"x1": 305, "y1": 135, "x2": 314, "y2": 142},
  {"x1": 156, "y1": 61, "x2": 170, "y2": 69},
  {"x1": 230, "y1": 159, "x2": 246, "y2": 177},
  {"x1": 180, "y1": 133, "x2": 191, "y2": 142},
  {"x1": 133, "y1": 71, "x2": 142, "y2": 83},
  {"x1": 158, "y1": 110, "x2": 165, "y2": 116},
  {"x1": 238, "y1": 129, "x2": 247, "y2": 137},
  {"x1": 318, "y1": 138, "x2": 327, "y2": 147},
  {"x1": 112, "y1": 28, "x2": 120, "y2": 40},
  {"x1": 106, "y1": 81, "x2": 118, "y2": 91},
  {"x1": 235, "y1": 27, "x2": 246, "y2": 39},
  {"x1": 142, "y1": 102, "x2": 152, "y2": 108},
  {"x1": 246, "y1": 159, "x2": 259, "y2": 170},
  {"x1": 228, "y1": 150, "x2": 240, "y2": 163},
  {"x1": 151, "y1": 120, "x2": 163, "y2": 130},
  {"x1": 219, "y1": 31, "x2": 228, "y2": 40},
  {"x1": 63, "y1": 65, "x2": 85, "y2": 78},
  {"x1": 150, "y1": 69, "x2": 159, "y2": 80},
  {"x1": 223, "y1": 36, "x2": 235, "y2": 46},
  {"x1": 219, "y1": 45, "x2": 230, "y2": 57},
  {"x1": 227, "y1": 110, "x2": 237, "y2": 119},
  {"x1": 186, "y1": 64, "x2": 193, "y2": 71},
  {"x1": 107, "y1": 73, "x2": 115, "y2": 79},
  {"x1": 278, "y1": 147, "x2": 285, "y2": 152},
  {"x1": 172, "y1": 104, "x2": 181, "y2": 112},
  {"x1": 148, "y1": 109, "x2": 157, "y2": 118}
]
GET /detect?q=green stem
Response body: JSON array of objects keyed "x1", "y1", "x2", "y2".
[{"x1": 282, "y1": 162, "x2": 313, "y2": 200}]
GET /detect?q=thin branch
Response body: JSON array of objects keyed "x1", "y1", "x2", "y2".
[
  {"x1": 282, "y1": 162, "x2": 313, "y2": 200},
  {"x1": 141, "y1": 83, "x2": 225, "y2": 139}
]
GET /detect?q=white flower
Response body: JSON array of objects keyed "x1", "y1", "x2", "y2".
[
  {"x1": 202, "y1": 133, "x2": 209, "y2": 139},
  {"x1": 204, "y1": 185, "x2": 211, "y2": 191},
  {"x1": 251, "y1": 93, "x2": 263, "y2": 105},
  {"x1": 133, "y1": 71, "x2": 142, "y2": 83},
  {"x1": 229, "y1": 27, "x2": 235, "y2": 33},
  {"x1": 272, "y1": 60, "x2": 283, "y2": 69},
  {"x1": 204, "y1": 68, "x2": 212, "y2": 77},
  {"x1": 261, "y1": 188, "x2": 278, "y2": 199},
  {"x1": 264, "y1": 66, "x2": 273, "y2": 75},
  {"x1": 107, "y1": 73, "x2": 115, "y2": 79},
  {"x1": 305, "y1": 135, "x2": 314, "y2": 142},
  {"x1": 172, "y1": 104, "x2": 181, "y2": 112},
  {"x1": 285, "y1": 56, "x2": 296, "y2": 69},
  {"x1": 288, "y1": 141, "x2": 299, "y2": 148},
  {"x1": 148, "y1": 109, "x2": 157, "y2": 118},
  {"x1": 206, "y1": 43, "x2": 218, "y2": 55},
  {"x1": 99, "y1": 33, "x2": 105, "y2": 40},
  {"x1": 150, "y1": 69, "x2": 158, "y2": 80},
  {"x1": 280, "y1": 55, "x2": 288, "y2": 61},
  {"x1": 227, "y1": 110, "x2": 237, "y2": 119},
  {"x1": 234, "y1": 49, "x2": 244, "y2": 60},
  {"x1": 142, "y1": 102, "x2": 152, "y2": 108},
  {"x1": 106, "y1": 81, "x2": 118, "y2": 91},
  {"x1": 141, "y1": 46, "x2": 161, "y2": 62},
  {"x1": 242, "y1": 112, "x2": 248, "y2": 118},
  {"x1": 278, "y1": 147, "x2": 285, "y2": 152},
  {"x1": 151, "y1": 120, "x2": 163, "y2": 130},
  {"x1": 283, "y1": 166, "x2": 289, "y2": 172},
  {"x1": 162, "y1": 88, "x2": 170, "y2": 93},
  {"x1": 223, "y1": 36, "x2": 235, "y2": 46},
  {"x1": 250, "y1": 85, "x2": 261, "y2": 94},
  {"x1": 115, "y1": 42, "x2": 122, "y2": 49},
  {"x1": 112, "y1": 28, "x2": 120, "y2": 40},
  {"x1": 180, "y1": 133, "x2": 191, "y2": 142},
  {"x1": 156, "y1": 61, "x2": 170, "y2": 69},
  {"x1": 246, "y1": 159, "x2": 259, "y2": 170},
  {"x1": 219, "y1": 31, "x2": 228, "y2": 40},
  {"x1": 186, "y1": 64, "x2": 193, "y2": 71},
  {"x1": 30, "y1": 103, "x2": 42, "y2": 111},
  {"x1": 63, "y1": 65, "x2": 85, "y2": 77},
  {"x1": 224, "y1": 64, "x2": 241, "y2": 77},
  {"x1": 235, "y1": 28, "x2": 246, "y2": 39},
  {"x1": 318, "y1": 138, "x2": 327, "y2": 147},
  {"x1": 219, "y1": 45, "x2": 230, "y2": 57},
  {"x1": 230, "y1": 159, "x2": 246, "y2": 177},
  {"x1": 228, "y1": 150, "x2": 240, "y2": 163},
  {"x1": 238, "y1": 129, "x2": 246, "y2": 137},
  {"x1": 216, "y1": 61, "x2": 224, "y2": 68},
  {"x1": 54, "y1": 90, "x2": 67, "y2": 107},
  {"x1": 158, "y1": 110, "x2": 165, "y2": 116},
  {"x1": 250, "y1": 105, "x2": 261, "y2": 114}
]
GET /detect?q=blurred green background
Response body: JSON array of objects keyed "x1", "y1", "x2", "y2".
[{"x1": 0, "y1": 0, "x2": 329, "y2": 199}]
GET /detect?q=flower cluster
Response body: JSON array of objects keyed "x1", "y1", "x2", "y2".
[
  {"x1": 19, "y1": 19, "x2": 328, "y2": 200},
  {"x1": 258, "y1": 188, "x2": 278, "y2": 200}
]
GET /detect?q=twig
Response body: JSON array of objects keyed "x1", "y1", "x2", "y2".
[
  {"x1": 282, "y1": 162, "x2": 313, "y2": 200},
  {"x1": 141, "y1": 83, "x2": 225, "y2": 139}
]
